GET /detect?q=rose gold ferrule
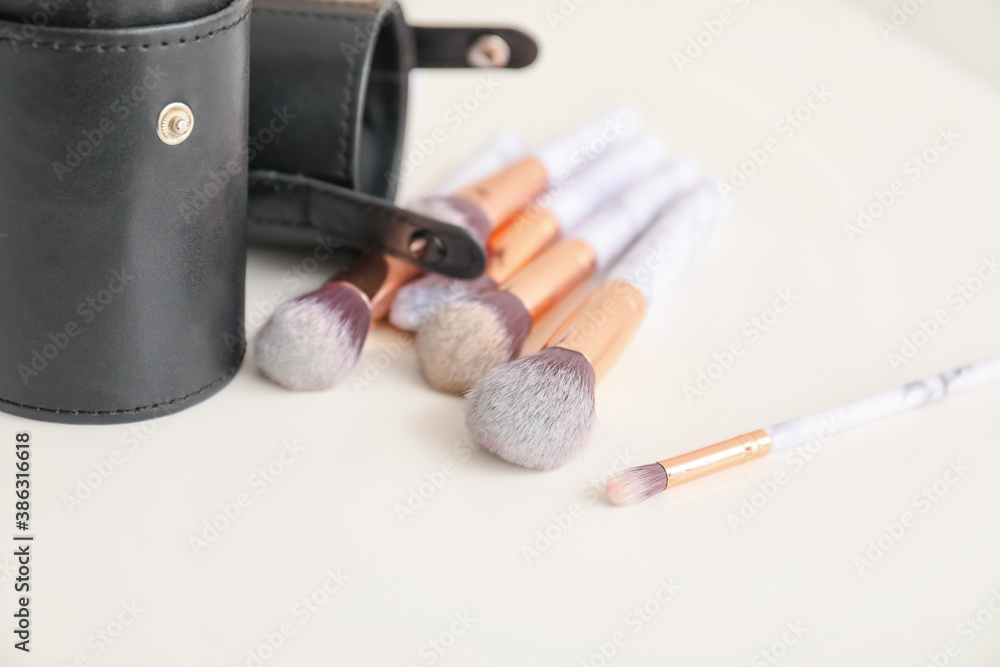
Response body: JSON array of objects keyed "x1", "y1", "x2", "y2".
[
  {"x1": 328, "y1": 253, "x2": 420, "y2": 319},
  {"x1": 454, "y1": 156, "x2": 548, "y2": 228},
  {"x1": 498, "y1": 237, "x2": 597, "y2": 321},
  {"x1": 657, "y1": 430, "x2": 772, "y2": 489},
  {"x1": 485, "y1": 207, "x2": 562, "y2": 284},
  {"x1": 544, "y1": 280, "x2": 647, "y2": 382}
]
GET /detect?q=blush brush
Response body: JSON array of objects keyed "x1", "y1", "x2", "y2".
[
  {"x1": 607, "y1": 358, "x2": 1000, "y2": 506},
  {"x1": 389, "y1": 133, "x2": 667, "y2": 331},
  {"x1": 253, "y1": 132, "x2": 527, "y2": 390},
  {"x1": 417, "y1": 159, "x2": 699, "y2": 394},
  {"x1": 465, "y1": 182, "x2": 726, "y2": 469},
  {"x1": 255, "y1": 254, "x2": 417, "y2": 390}
]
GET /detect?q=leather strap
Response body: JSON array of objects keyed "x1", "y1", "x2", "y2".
[
  {"x1": 414, "y1": 26, "x2": 538, "y2": 69},
  {"x1": 247, "y1": 0, "x2": 531, "y2": 279},
  {"x1": 248, "y1": 171, "x2": 487, "y2": 279}
]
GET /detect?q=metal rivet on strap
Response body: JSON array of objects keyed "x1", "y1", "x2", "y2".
[
  {"x1": 466, "y1": 34, "x2": 511, "y2": 68},
  {"x1": 157, "y1": 103, "x2": 194, "y2": 145},
  {"x1": 408, "y1": 231, "x2": 446, "y2": 263}
]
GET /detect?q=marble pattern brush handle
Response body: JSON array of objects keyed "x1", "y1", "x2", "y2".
[
  {"x1": 498, "y1": 159, "x2": 699, "y2": 322},
  {"x1": 485, "y1": 134, "x2": 669, "y2": 285},
  {"x1": 534, "y1": 105, "x2": 642, "y2": 181},
  {"x1": 573, "y1": 159, "x2": 700, "y2": 272},
  {"x1": 408, "y1": 108, "x2": 642, "y2": 245},
  {"x1": 767, "y1": 358, "x2": 1000, "y2": 449},
  {"x1": 545, "y1": 133, "x2": 668, "y2": 234},
  {"x1": 606, "y1": 181, "x2": 727, "y2": 304}
]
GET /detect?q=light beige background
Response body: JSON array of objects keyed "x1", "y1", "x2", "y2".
[{"x1": 4, "y1": 0, "x2": 1000, "y2": 665}]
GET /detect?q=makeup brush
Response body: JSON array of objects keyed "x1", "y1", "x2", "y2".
[
  {"x1": 389, "y1": 133, "x2": 667, "y2": 331},
  {"x1": 255, "y1": 253, "x2": 415, "y2": 389},
  {"x1": 389, "y1": 106, "x2": 640, "y2": 331},
  {"x1": 465, "y1": 182, "x2": 726, "y2": 469},
  {"x1": 418, "y1": 160, "x2": 699, "y2": 394},
  {"x1": 607, "y1": 357, "x2": 1000, "y2": 506},
  {"x1": 253, "y1": 133, "x2": 528, "y2": 390}
]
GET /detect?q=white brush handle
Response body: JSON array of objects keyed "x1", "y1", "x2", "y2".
[
  {"x1": 574, "y1": 159, "x2": 699, "y2": 270},
  {"x1": 606, "y1": 181, "x2": 726, "y2": 304},
  {"x1": 546, "y1": 134, "x2": 668, "y2": 232},
  {"x1": 767, "y1": 358, "x2": 1000, "y2": 451},
  {"x1": 535, "y1": 105, "x2": 642, "y2": 180},
  {"x1": 429, "y1": 129, "x2": 527, "y2": 195}
]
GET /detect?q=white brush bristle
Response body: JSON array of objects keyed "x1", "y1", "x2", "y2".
[
  {"x1": 254, "y1": 284, "x2": 371, "y2": 390},
  {"x1": 389, "y1": 273, "x2": 495, "y2": 332},
  {"x1": 416, "y1": 291, "x2": 529, "y2": 394},
  {"x1": 464, "y1": 348, "x2": 596, "y2": 470},
  {"x1": 606, "y1": 464, "x2": 667, "y2": 506}
]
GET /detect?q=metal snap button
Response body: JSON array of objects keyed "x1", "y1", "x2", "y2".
[
  {"x1": 466, "y1": 34, "x2": 511, "y2": 68},
  {"x1": 157, "y1": 103, "x2": 194, "y2": 145}
]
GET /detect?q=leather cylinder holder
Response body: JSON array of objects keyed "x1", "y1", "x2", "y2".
[
  {"x1": 0, "y1": 0, "x2": 251, "y2": 424},
  {"x1": 248, "y1": 0, "x2": 538, "y2": 279}
]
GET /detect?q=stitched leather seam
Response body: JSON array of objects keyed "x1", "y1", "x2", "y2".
[
  {"x1": 0, "y1": 6, "x2": 250, "y2": 50},
  {"x1": 252, "y1": 7, "x2": 363, "y2": 22},
  {"x1": 252, "y1": 5, "x2": 372, "y2": 183},
  {"x1": 0, "y1": 350, "x2": 245, "y2": 416},
  {"x1": 337, "y1": 42, "x2": 355, "y2": 181}
]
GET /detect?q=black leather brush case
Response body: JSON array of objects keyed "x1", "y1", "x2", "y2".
[
  {"x1": 0, "y1": 0, "x2": 251, "y2": 424},
  {"x1": 247, "y1": 0, "x2": 538, "y2": 279}
]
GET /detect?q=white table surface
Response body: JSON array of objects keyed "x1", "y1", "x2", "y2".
[{"x1": 5, "y1": 0, "x2": 1000, "y2": 665}]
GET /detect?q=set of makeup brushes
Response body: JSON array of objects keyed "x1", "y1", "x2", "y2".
[{"x1": 253, "y1": 106, "x2": 1000, "y2": 507}]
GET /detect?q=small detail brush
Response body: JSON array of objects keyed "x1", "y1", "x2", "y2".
[
  {"x1": 389, "y1": 133, "x2": 667, "y2": 331},
  {"x1": 253, "y1": 134, "x2": 528, "y2": 390},
  {"x1": 465, "y1": 182, "x2": 726, "y2": 469},
  {"x1": 607, "y1": 357, "x2": 1000, "y2": 506},
  {"x1": 418, "y1": 160, "x2": 699, "y2": 394}
]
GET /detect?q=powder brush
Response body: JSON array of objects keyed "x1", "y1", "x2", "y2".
[{"x1": 465, "y1": 182, "x2": 726, "y2": 469}]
